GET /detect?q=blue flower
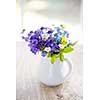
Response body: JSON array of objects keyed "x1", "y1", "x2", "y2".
[
  {"x1": 59, "y1": 32, "x2": 63, "y2": 35},
  {"x1": 41, "y1": 51, "x2": 47, "y2": 57},
  {"x1": 67, "y1": 33, "x2": 69, "y2": 38},
  {"x1": 64, "y1": 31, "x2": 67, "y2": 35},
  {"x1": 54, "y1": 33, "x2": 58, "y2": 37},
  {"x1": 56, "y1": 27, "x2": 60, "y2": 32},
  {"x1": 54, "y1": 36, "x2": 61, "y2": 43}
]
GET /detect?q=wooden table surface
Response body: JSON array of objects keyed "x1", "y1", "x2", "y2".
[{"x1": 16, "y1": 42, "x2": 83, "y2": 100}]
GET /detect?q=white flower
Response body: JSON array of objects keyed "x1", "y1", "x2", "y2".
[
  {"x1": 44, "y1": 47, "x2": 51, "y2": 52},
  {"x1": 59, "y1": 44, "x2": 65, "y2": 49},
  {"x1": 42, "y1": 34, "x2": 50, "y2": 40}
]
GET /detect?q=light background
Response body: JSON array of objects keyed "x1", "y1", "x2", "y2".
[{"x1": 16, "y1": 0, "x2": 82, "y2": 45}]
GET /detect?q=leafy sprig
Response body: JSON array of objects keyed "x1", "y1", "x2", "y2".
[{"x1": 47, "y1": 43, "x2": 76, "y2": 64}]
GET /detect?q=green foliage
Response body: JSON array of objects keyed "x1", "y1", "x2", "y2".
[
  {"x1": 47, "y1": 52, "x2": 52, "y2": 57},
  {"x1": 49, "y1": 46, "x2": 74, "y2": 64},
  {"x1": 67, "y1": 41, "x2": 78, "y2": 47},
  {"x1": 60, "y1": 53, "x2": 64, "y2": 62},
  {"x1": 60, "y1": 24, "x2": 65, "y2": 29},
  {"x1": 51, "y1": 54, "x2": 59, "y2": 64},
  {"x1": 39, "y1": 44, "x2": 45, "y2": 51},
  {"x1": 63, "y1": 46, "x2": 74, "y2": 53},
  {"x1": 71, "y1": 41, "x2": 78, "y2": 46},
  {"x1": 59, "y1": 49, "x2": 63, "y2": 53},
  {"x1": 48, "y1": 41, "x2": 77, "y2": 64}
]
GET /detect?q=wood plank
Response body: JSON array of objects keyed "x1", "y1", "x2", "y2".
[{"x1": 16, "y1": 42, "x2": 83, "y2": 100}]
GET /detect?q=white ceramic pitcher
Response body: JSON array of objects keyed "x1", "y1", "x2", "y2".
[{"x1": 38, "y1": 57, "x2": 73, "y2": 86}]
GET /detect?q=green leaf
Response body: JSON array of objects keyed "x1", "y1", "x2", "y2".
[
  {"x1": 61, "y1": 41, "x2": 67, "y2": 45},
  {"x1": 51, "y1": 54, "x2": 59, "y2": 64},
  {"x1": 63, "y1": 47, "x2": 74, "y2": 53},
  {"x1": 59, "y1": 49, "x2": 63, "y2": 53},
  {"x1": 47, "y1": 52, "x2": 52, "y2": 57},
  {"x1": 71, "y1": 41, "x2": 78, "y2": 46},
  {"x1": 39, "y1": 44, "x2": 45, "y2": 51},
  {"x1": 60, "y1": 53, "x2": 64, "y2": 62},
  {"x1": 67, "y1": 41, "x2": 78, "y2": 47},
  {"x1": 72, "y1": 41, "x2": 78, "y2": 46},
  {"x1": 60, "y1": 24, "x2": 65, "y2": 29}
]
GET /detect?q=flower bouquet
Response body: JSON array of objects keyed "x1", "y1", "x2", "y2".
[{"x1": 21, "y1": 25, "x2": 77, "y2": 64}]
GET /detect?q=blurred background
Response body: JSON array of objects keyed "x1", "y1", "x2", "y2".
[{"x1": 16, "y1": 0, "x2": 82, "y2": 44}]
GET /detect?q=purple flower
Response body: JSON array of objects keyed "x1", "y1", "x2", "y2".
[
  {"x1": 31, "y1": 39, "x2": 38, "y2": 44},
  {"x1": 50, "y1": 42, "x2": 59, "y2": 51},
  {"x1": 30, "y1": 47, "x2": 38, "y2": 54},
  {"x1": 47, "y1": 30, "x2": 54, "y2": 34},
  {"x1": 28, "y1": 43, "x2": 40, "y2": 54},
  {"x1": 20, "y1": 25, "x2": 71, "y2": 58},
  {"x1": 30, "y1": 36, "x2": 34, "y2": 40},
  {"x1": 45, "y1": 36, "x2": 53, "y2": 47},
  {"x1": 46, "y1": 42, "x2": 51, "y2": 47},
  {"x1": 28, "y1": 31, "x2": 33, "y2": 36},
  {"x1": 30, "y1": 34, "x2": 38, "y2": 40},
  {"x1": 47, "y1": 36, "x2": 52, "y2": 42},
  {"x1": 30, "y1": 31, "x2": 33, "y2": 33},
  {"x1": 40, "y1": 40, "x2": 46, "y2": 45},
  {"x1": 34, "y1": 30, "x2": 42, "y2": 36},
  {"x1": 40, "y1": 27, "x2": 47, "y2": 30}
]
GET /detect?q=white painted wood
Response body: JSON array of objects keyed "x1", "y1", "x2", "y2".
[{"x1": 16, "y1": 42, "x2": 83, "y2": 100}]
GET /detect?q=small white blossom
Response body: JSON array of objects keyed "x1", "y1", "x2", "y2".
[
  {"x1": 59, "y1": 44, "x2": 65, "y2": 49},
  {"x1": 44, "y1": 47, "x2": 51, "y2": 52}
]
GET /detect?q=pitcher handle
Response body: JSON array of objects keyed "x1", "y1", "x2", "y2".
[{"x1": 64, "y1": 58, "x2": 73, "y2": 80}]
